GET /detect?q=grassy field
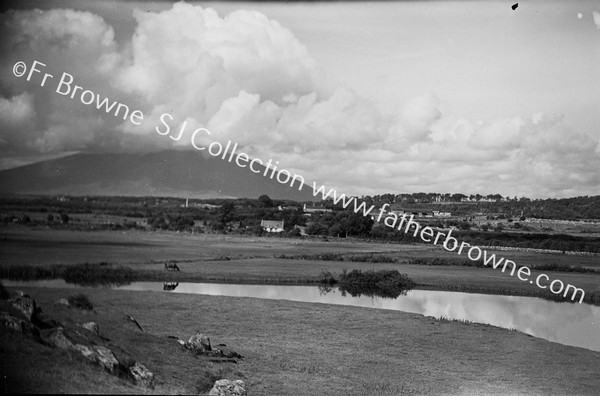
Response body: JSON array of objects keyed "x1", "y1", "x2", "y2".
[
  {"x1": 2, "y1": 227, "x2": 599, "y2": 303},
  {"x1": 2, "y1": 286, "x2": 600, "y2": 395},
  {"x1": 2, "y1": 227, "x2": 600, "y2": 394}
]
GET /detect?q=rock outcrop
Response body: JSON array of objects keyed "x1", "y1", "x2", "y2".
[
  {"x1": 80, "y1": 321, "x2": 99, "y2": 335},
  {"x1": 187, "y1": 333, "x2": 212, "y2": 353},
  {"x1": 208, "y1": 379, "x2": 247, "y2": 396},
  {"x1": 8, "y1": 294, "x2": 37, "y2": 321},
  {"x1": 1, "y1": 290, "x2": 154, "y2": 389},
  {"x1": 182, "y1": 332, "x2": 244, "y2": 361},
  {"x1": 129, "y1": 362, "x2": 154, "y2": 388}
]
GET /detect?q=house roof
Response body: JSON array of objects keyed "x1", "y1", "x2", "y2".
[{"x1": 261, "y1": 220, "x2": 284, "y2": 228}]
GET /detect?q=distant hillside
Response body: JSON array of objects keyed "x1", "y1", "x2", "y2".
[{"x1": 0, "y1": 151, "x2": 315, "y2": 200}]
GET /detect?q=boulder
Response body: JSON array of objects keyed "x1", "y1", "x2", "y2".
[
  {"x1": 9, "y1": 295, "x2": 37, "y2": 321},
  {"x1": 55, "y1": 298, "x2": 70, "y2": 307},
  {"x1": 74, "y1": 344, "x2": 97, "y2": 363},
  {"x1": 40, "y1": 327, "x2": 74, "y2": 350},
  {"x1": 128, "y1": 362, "x2": 154, "y2": 388},
  {"x1": 80, "y1": 321, "x2": 99, "y2": 335},
  {"x1": 110, "y1": 345, "x2": 136, "y2": 369},
  {"x1": 95, "y1": 346, "x2": 119, "y2": 374},
  {"x1": 212, "y1": 347, "x2": 244, "y2": 360},
  {"x1": 1, "y1": 312, "x2": 26, "y2": 332},
  {"x1": 208, "y1": 379, "x2": 247, "y2": 396},
  {"x1": 1, "y1": 311, "x2": 40, "y2": 339},
  {"x1": 187, "y1": 333, "x2": 211, "y2": 353}
]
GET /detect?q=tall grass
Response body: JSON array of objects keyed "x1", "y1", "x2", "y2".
[
  {"x1": 62, "y1": 263, "x2": 136, "y2": 286},
  {"x1": 275, "y1": 252, "x2": 398, "y2": 263},
  {"x1": 409, "y1": 257, "x2": 600, "y2": 274},
  {"x1": 0, "y1": 264, "x2": 64, "y2": 280},
  {"x1": 0, "y1": 262, "x2": 136, "y2": 286},
  {"x1": 529, "y1": 263, "x2": 600, "y2": 274},
  {"x1": 408, "y1": 257, "x2": 484, "y2": 268}
]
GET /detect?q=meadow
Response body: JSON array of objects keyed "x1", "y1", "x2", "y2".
[
  {"x1": 2, "y1": 227, "x2": 599, "y2": 303},
  {"x1": 2, "y1": 286, "x2": 600, "y2": 395},
  {"x1": 2, "y1": 226, "x2": 600, "y2": 394}
]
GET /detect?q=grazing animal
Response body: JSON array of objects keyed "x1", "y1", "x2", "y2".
[
  {"x1": 164, "y1": 262, "x2": 180, "y2": 271},
  {"x1": 163, "y1": 282, "x2": 179, "y2": 291}
]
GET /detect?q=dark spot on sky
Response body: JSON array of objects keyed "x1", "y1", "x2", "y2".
[{"x1": 512, "y1": 3, "x2": 518, "y2": 10}]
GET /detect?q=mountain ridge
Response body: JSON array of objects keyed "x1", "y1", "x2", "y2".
[{"x1": 0, "y1": 151, "x2": 316, "y2": 200}]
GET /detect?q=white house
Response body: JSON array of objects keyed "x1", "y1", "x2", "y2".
[
  {"x1": 261, "y1": 219, "x2": 285, "y2": 233},
  {"x1": 303, "y1": 204, "x2": 332, "y2": 214}
]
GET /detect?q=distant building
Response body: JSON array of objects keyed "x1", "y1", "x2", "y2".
[
  {"x1": 433, "y1": 211, "x2": 451, "y2": 218},
  {"x1": 261, "y1": 219, "x2": 285, "y2": 233},
  {"x1": 303, "y1": 204, "x2": 332, "y2": 214},
  {"x1": 278, "y1": 205, "x2": 300, "y2": 211}
]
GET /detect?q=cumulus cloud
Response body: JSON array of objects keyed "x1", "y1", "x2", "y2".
[
  {"x1": 593, "y1": 11, "x2": 600, "y2": 28},
  {"x1": 0, "y1": 3, "x2": 598, "y2": 198},
  {"x1": 0, "y1": 8, "x2": 131, "y2": 154}
]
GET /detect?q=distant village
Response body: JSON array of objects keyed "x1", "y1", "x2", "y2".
[{"x1": 1, "y1": 193, "x2": 599, "y2": 241}]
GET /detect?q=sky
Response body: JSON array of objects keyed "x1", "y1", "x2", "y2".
[{"x1": 1, "y1": 0, "x2": 599, "y2": 198}]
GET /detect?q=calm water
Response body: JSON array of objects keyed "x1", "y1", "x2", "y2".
[{"x1": 4, "y1": 279, "x2": 600, "y2": 352}]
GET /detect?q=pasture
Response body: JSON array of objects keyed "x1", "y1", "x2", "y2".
[
  {"x1": 2, "y1": 226, "x2": 600, "y2": 394},
  {"x1": 1, "y1": 227, "x2": 599, "y2": 302},
  {"x1": 2, "y1": 286, "x2": 599, "y2": 395}
]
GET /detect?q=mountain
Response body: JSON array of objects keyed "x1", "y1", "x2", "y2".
[{"x1": 0, "y1": 151, "x2": 316, "y2": 200}]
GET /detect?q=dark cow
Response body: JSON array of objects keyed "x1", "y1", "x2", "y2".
[
  {"x1": 163, "y1": 282, "x2": 179, "y2": 291},
  {"x1": 164, "y1": 262, "x2": 180, "y2": 271}
]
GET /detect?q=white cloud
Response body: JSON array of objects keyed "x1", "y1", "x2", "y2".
[
  {"x1": 0, "y1": 92, "x2": 37, "y2": 150},
  {"x1": 593, "y1": 11, "x2": 600, "y2": 28},
  {"x1": 0, "y1": 3, "x2": 598, "y2": 198}
]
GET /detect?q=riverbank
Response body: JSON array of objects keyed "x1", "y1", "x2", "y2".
[
  {"x1": 2, "y1": 228, "x2": 600, "y2": 304},
  {"x1": 2, "y1": 286, "x2": 599, "y2": 395}
]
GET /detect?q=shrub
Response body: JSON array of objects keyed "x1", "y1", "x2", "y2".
[
  {"x1": 319, "y1": 270, "x2": 336, "y2": 285},
  {"x1": 338, "y1": 269, "x2": 415, "y2": 298},
  {"x1": 68, "y1": 293, "x2": 93, "y2": 310},
  {"x1": 345, "y1": 254, "x2": 397, "y2": 263}
]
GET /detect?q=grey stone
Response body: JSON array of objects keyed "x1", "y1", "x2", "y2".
[
  {"x1": 41, "y1": 327, "x2": 74, "y2": 350},
  {"x1": 212, "y1": 347, "x2": 244, "y2": 359},
  {"x1": 208, "y1": 379, "x2": 247, "y2": 396},
  {"x1": 74, "y1": 344, "x2": 97, "y2": 363},
  {"x1": 128, "y1": 362, "x2": 154, "y2": 388},
  {"x1": 9, "y1": 295, "x2": 36, "y2": 321},
  {"x1": 110, "y1": 345, "x2": 135, "y2": 369},
  {"x1": 186, "y1": 333, "x2": 211, "y2": 353},
  {"x1": 55, "y1": 298, "x2": 70, "y2": 307},
  {"x1": 80, "y1": 321, "x2": 99, "y2": 335},
  {"x1": 1, "y1": 312, "x2": 25, "y2": 332},
  {"x1": 95, "y1": 346, "x2": 119, "y2": 374},
  {"x1": 1, "y1": 312, "x2": 40, "y2": 340}
]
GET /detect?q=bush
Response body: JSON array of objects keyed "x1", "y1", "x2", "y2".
[
  {"x1": 345, "y1": 254, "x2": 397, "y2": 263},
  {"x1": 319, "y1": 270, "x2": 336, "y2": 285},
  {"x1": 338, "y1": 269, "x2": 415, "y2": 298},
  {"x1": 68, "y1": 293, "x2": 93, "y2": 310}
]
